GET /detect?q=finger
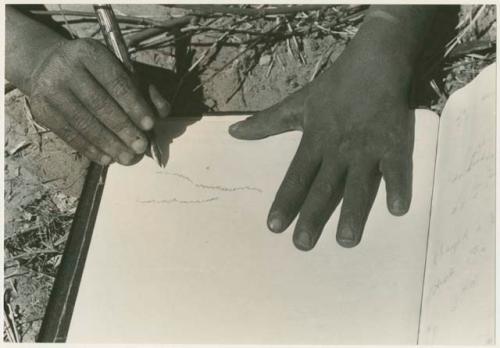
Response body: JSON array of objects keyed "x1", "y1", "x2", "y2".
[
  {"x1": 124, "y1": 152, "x2": 144, "y2": 166},
  {"x1": 50, "y1": 91, "x2": 139, "y2": 166},
  {"x1": 80, "y1": 39, "x2": 156, "y2": 131},
  {"x1": 229, "y1": 92, "x2": 305, "y2": 140},
  {"x1": 41, "y1": 104, "x2": 112, "y2": 165},
  {"x1": 68, "y1": 69, "x2": 149, "y2": 155},
  {"x1": 293, "y1": 160, "x2": 347, "y2": 251},
  {"x1": 148, "y1": 84, "x2": 171, "y2": 119},
  {"x1": 336, "y1": 163, "x2": 381, "y2": 248},
  {"x1": 267, "y1": 136, "x2": 321, "y2": 233},
  {"x1": 380, "y1": 155, "x2": 412, "y2": 216}
]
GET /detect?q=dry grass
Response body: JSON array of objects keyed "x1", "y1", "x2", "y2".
[
  {"x1": 4, "y1": 186, "x2": 76, "y2": 342},
  {"x1": 4, "y1": 4, "x2": 496, "y2": 342}
]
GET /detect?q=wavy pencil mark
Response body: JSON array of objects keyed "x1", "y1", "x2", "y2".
[
  {"x1": 195, "y1": 183, "x2": 262, "y2": 193},
  {"x1": 156, "y1": 171, "x2": 194, "y2": 184},
  {"x1": 138, "y1": 197, "x2": 219, "y2": 204},
  {"x1": 155, "y1": 171, "x2": 263, "y2": 193}
]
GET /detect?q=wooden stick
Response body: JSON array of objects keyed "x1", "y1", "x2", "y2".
[
  {"x1": 5, "y1": 249, "x2": 59, "y2": 262},
  {"x1": 30, "y1": 9, "x2": 164, "y2": 26},
  {"x1": 125, "y1": 16, "x2": 195, "y2": 46},
  {"x1": 128, "y1": 17, "x2": 261, "y2": 48},
  {"x1": 166, "y1": 4, "x2": 330, "y2": 17},
  {"x1": 192, "y1": 36, "x2": 263, "y2": 92},
  {"x1": 38, "y1": 163, "x2": 108, "y2": 342},
  {"x1": 444, "y1": 5, "x2": 486, "y2": 57},
  {"x1": 4, "y1": 303, "x2": 20, "y2": 342}
]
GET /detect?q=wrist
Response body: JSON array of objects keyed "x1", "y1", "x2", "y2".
[
  {"x1": 5, "y1": 6, "x2": 68, "y2": 95},
  {"x1": 25, "y1": 37, "x2": 68, "y2": 96},
  {"x1": 352, "y1": 21, "x2": 415, "y2": 71},
  {"x1": 347, "y1": 6, "x2": 436, "y2": 79},
  {"x1": 336, "y1": 34, "x2": 414, "y2": 93}
]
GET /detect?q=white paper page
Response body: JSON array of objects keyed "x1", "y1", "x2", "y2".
[
  {"x1": 418, "y1": 64, "x2": 496, "y2": 344},
  {"x1": 68, "y1": 110, "x2": 439, "y2": 344}
]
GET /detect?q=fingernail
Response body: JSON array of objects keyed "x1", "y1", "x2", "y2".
[
  {"x1": 141, "y1": 117, "x2": 154, "y2": 130},
  {"x1": 119, "y1": 152, "x2": 135, "y2": 164},
  {"x1": 131, "y1": 138, "x2": 147, "y2": 154},
  {"x1": 158, "y1": 101, "x2": 171, "y2": 118},
  {"x1": 337, "y1": 226, "x2": 356, "y2": 247},
  {"x1": 295, "y1": 232, "x2": 312, "y2": 251},
  {"x1": 229, "y1": 122, "x2": 241, "y2": 133},
  {"x1": 391, "y1": 199, "x2": 406, "y2": 216},
  {"x1": 268, "y1": 213, "x2": 283, "y2": 232},
  {"x1": 100, "y1": 154, "x2": 112, "y2": 165}
]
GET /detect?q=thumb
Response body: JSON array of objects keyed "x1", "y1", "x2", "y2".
[
  {"x1": 148, "y1": 84, "x2": 171, "y2": 119},
  {"x1": 228, "y1": 93, "x2": 305, "y2": 140}
]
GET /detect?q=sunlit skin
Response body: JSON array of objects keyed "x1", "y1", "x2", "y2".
[
  {"x1": 229, "y1": 6, "x2": 437, "y2": 249},
  {"x1": 6, "y1": 5, "x2": 437, "y2": 250},
  {"x1": 6, "y1": 6, "x2": 170, "y2": 166}
]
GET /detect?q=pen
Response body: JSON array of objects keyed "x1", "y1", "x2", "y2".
[{"x1": 93, "y1": 4, "x2": 163, "y2": 166}]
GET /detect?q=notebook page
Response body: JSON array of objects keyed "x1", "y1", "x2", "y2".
[
  {"x1": 68, "y1": 111, "x2": 439, "y2": 344},
  {"x1": 418, "y1": 64, "x2": 495, "y2": 344}
]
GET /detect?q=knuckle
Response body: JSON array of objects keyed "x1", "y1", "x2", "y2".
[
  {"x1": 385, "y1": 131, "x2": 407, "y2": 150},
  {"x1": 88, "y1": 93, "x2": 111, "y2": 115},
  {"x1": 38, "y1": 75, "x2": 58, "y2": 91},
  {"x1": 62, "y1": 38, "x2": 81, "y2": 51},
  {"x1": 29, "y1": 93, "x2": 46, "y2": 110},
  {"x1": 57, "y1": 44, "x2": 81, "y2": 67},
  {"x1": 91, "y1": 123, "x2": 108, "y2": 141},
  {"x1": 30, "y1": 99, "x2": 53, "y2": 125},
  {"x1": 283, "y1": 113, "x2": 300, "y2": 131},
  {"x1": 95, "y1": 107, "x2": 133, "y2": 136},
  {"x1": 90, "y1": 130, "x2": 119, "y2": 155},
  {"x1": 132, "y1": 103, "x2": 150, "y2": 120},
  {"x1": 311, "y1": 180, "x2": 335, "y2": 197},
  {"x1": 79, "y1": 37, "x2": 98, "y2": 47},
  {"x1": 72, "y1": 114, "x2": 95, "y2": 134},
  {"x1": 32, "y1": 61, "x2": 66, "y2": 92},
  {"x1": 32, "y1": 113, "x2": 50, "y2": 129},
  {"x1": 93, "y1": 129, "x2": 124, "y2": 155},
  {"x1": 57, "y1": 125, "x2": 78, "y2": 143},
  {"x1": 84, "y1": 144, "x2": 100, "y2": 156},
  {"x1": 382, "y1": 152, "x2": 411, "y2": 172},
  {"x1": 65, "y1": 38, "x2": 105, "y2": 66},
  {"x1": 82, "y1": 38, "x2": 105, "y2": 51},
  {"x1": 111, "y1": 118, "x2": 133, "y2": 138},
  {"x1": 85, "y1": 152, "x2": 101, "y2": 164},
  {"x1": 108, "y1": 76, "x2": 130, "y2": 98},
  {"x1": 44, "y1": 54, "x2": 65, "y2": 73},
  {"x1": 63, "y1": 131, "x2": 79, "y2": 145},
  {"x1": 282, "y1": 171, "x2": 307, "y2": 190},
  {"x1": 31, "y1": 42, "x2": 78, "y2": 93},
  {"x1": 66, "y1": 38, "x2": 95, "y2": 54}
]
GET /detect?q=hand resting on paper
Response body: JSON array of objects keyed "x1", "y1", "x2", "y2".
[{"x1": 229, "y1": 5, "x2": 437, "y2": 249}]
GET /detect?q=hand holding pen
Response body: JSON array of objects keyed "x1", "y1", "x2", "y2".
[
  {"x1": 94, "y1": 4, "x2": 166, "y2": 166},
  {"x1": 7, "y1": 5, "x2": 170, "y2": 167}
]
